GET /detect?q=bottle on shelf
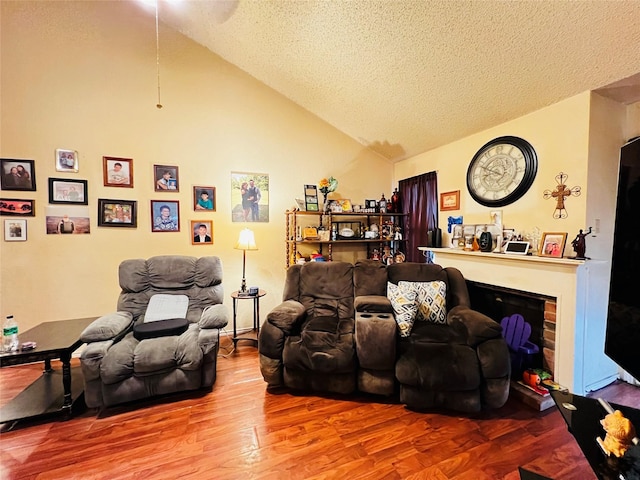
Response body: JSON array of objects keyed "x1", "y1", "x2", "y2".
[
  {"x1": 379, "y1": 194, "x2": 387, "y2": 213},
  {"x1": 391, "y1": 188, "x2": 401, "y2": 212},
  {"x1": 3, "y1": 315, "x2": 19, "y2": 352}
]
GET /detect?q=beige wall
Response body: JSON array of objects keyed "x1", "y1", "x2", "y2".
[
  {"x1": 395, "y1": 92, "x2": 640, "y2": 257},
  {"x1": 0, "y1": 1, "x2": 392, "y2": 332},
  {"x1": 395, "y1": 93, "x2": 593, "y2": 243},
  {"x1": 2, "y1": 1, "x2": 638, "y2": 337}
]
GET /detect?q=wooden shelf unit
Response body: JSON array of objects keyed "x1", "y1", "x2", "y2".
[{"x1": 285, "y1": 210, "x2": 407, "y2": 267}]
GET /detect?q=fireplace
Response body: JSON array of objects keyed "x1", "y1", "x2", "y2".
[
  {"x1": 420, "y1": 247, "x2": 619, "y2": 394},
  {"x1": 467, "y1": 281, "x2": 556, "y2": 374}
]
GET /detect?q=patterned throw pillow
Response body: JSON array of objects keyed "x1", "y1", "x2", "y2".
[
  {"x1": 398, "y1": 280, "x2": 447, "y2": 324},
  {"x1": 387, "y1": 282, "x2": 418, "y2": 337}
]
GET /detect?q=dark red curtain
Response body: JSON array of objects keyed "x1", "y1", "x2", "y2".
[{"x1": 399, "y1": 171, "x2": 438, "y2": 262}]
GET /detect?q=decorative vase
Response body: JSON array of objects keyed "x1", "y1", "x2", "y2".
[{"x1": 323, "y1": 193, "x2": 329, "y2": 213}]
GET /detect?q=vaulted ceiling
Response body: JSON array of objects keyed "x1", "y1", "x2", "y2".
[{"x1": 153, "y1": 0, "x2": 640, "y2": 161}]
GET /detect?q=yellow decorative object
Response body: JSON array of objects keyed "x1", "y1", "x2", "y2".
[
  {"x1": 303, "y1": 227, "x2": 319, "y2": 240},
  {"x1": 596, "y1": 410, "x2": 637, "y2": 458}
]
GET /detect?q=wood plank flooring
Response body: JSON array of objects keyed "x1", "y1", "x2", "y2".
[{"x1": 1, "y1": 338, "x2": 639, "y2": 480}]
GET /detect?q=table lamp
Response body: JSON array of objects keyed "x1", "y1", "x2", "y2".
[{"x1": 235, "y1": 228, "x2": 258, "y2": 292}]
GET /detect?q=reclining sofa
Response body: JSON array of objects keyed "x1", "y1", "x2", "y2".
[{"x1": 259, "y1": 260, "x2": 510, "y2": 412}]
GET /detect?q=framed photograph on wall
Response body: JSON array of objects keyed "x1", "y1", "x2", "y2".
[
  {"x1": 55, "y1": 149, "x2": 79, "y2": 173},
  {"x1": 151, "y1": 200, "x2": 180, "y2": 232},
  {"x1": 191, "y1": 220, "x2": 213, "y2": 245},
  {"x1": 154, "y1": 165, "x2": 179, "y2": 191},
  {"x1": 440, "y1": 190, "x2": 460, "y2": 211},
  {"x1": 539, "y1": 232, "x2": 567, "y2": 258},
  {"x1": 0, "y1": 158, "x2": 36, "y2": 191},
  {"x1": 97, "y1": 199, "x2": 137, "y2": 227},
  {"x1": 4, "y1": 219, "x2": 27, "y2": 241},
  {"x1": 103, "y1": 156, "x2": 133, "y2": 188},
  {"x1": 193, "y1": 186, "x2": 215, "y2": 211},
  {"x1": 0, "y1": 198, "x2": 35, "y2": 217},
  {"x1": 231, "y1": 172, "x2": 269, "y2": 222},
  {"x1": 48, "y1": 178, "x2": 88, "y2": 204}
]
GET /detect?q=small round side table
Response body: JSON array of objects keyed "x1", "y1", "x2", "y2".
[{"x1": 231, "y1": 289, "x2": 266, "y2": 349}]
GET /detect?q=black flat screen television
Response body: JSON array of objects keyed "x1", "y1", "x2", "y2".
[{"x1": 605, "y1": 136, "x2": 640, "y2": 382}]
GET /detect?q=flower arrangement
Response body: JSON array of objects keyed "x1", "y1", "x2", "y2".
[{"x1": 318, "y1": 176, "x2": 338, "y2": 196}]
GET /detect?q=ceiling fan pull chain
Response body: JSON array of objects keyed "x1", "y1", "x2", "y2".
[{"x1": 155, "y1": 0, "x2": 162, "y2": 109}]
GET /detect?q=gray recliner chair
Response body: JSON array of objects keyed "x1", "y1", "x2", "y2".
[{"x1": 80, "y1": 255, "x2": 228, "y2": 409}]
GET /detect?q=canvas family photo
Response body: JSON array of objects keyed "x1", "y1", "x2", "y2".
[
  {"x1": 45, "y1": 206, "x2": 90, "y2": 234},
  {"x1": 231, "y1": 172, "x2": 269, "y2": 222}
]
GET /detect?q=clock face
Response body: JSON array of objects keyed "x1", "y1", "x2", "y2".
[{"x1": 466, "y1": 136, "x2": 537, "y2": 207}]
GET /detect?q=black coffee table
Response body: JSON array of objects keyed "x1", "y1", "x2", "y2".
[
  {"x1": 0, "y1": 317, "x2": 96, "y2": 426},
  {"x1": 551, "y1": 390, "x2": 640, "y2": 480}
]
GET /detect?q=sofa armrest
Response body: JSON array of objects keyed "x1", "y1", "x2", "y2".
[
  {"x1": 447, "y1": 305, "x2": 503, "y2": 347},
  {"x1": 355, "y1": 312, "x2": 397, "y2": 370},
  {"x1": 80, "y1": 312, "x2": 133, "y2": 343},
  {"x1": 80, "y1": 340, "x2": 114, "y2": 382},
  {"x1": 266, "y1": 300, "x2": 306, "y2": 335},
  {"x1": 198, "y1": 326, "x2": 220, "y2": 356},
  {"x1": 199, "y1": 304, "x2": 228, "y2": 329},
  {"x1": 355, "y1": 295, "x2": 393, "y2": 313}
]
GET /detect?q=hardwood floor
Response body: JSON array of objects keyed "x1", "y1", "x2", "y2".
[{"x1": 1, "y1": 338, "x2": 639, "y2": 480}]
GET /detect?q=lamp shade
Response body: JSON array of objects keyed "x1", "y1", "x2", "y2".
[{"x1": 235, "y1": 228, "x2": 258, "y2": 251}]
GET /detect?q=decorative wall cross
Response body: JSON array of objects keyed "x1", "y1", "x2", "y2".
[{"x1": 543, "y1": 172, "x2": 581, "y2": 219}]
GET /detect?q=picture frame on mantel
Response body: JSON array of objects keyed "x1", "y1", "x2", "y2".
[
  {"x1": 539, "y1": 232, "x2": 567, "y2": 258},
  {"x1": 440, "y1": 190, "x2": 460, "y2": 211}
]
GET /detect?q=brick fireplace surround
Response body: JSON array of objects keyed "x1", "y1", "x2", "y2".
[{"x1": 420, "y1": 247, "x2": 619, "y2": 395}]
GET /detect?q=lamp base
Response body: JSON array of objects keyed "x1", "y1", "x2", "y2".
[{"x1": 240, "y1": 277, "x2": 247, "y2": 293}]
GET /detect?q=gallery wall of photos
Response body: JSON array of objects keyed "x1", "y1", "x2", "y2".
[{"x1": 0, "y1": 150, "x2": 220, "y2": 243}]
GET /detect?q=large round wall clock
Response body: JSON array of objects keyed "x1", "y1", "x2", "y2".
[{"x1": 466, "y1": 135, "x2": 538, "y2": 207}]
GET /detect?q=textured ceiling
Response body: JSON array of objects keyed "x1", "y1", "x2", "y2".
[{"x1": 156, "y1": 0, "x2": 640, "y2": 161}]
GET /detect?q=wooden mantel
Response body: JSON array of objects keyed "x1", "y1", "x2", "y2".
[{"x1": 418, "y1": 247, "x2": 618, "y2": 395}]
